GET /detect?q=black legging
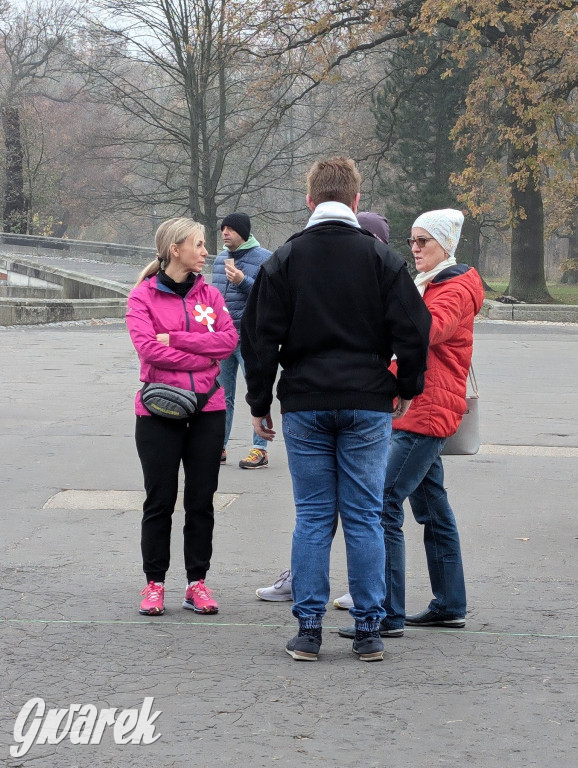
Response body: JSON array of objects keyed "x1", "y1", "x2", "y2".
[{"x1": 135, "y1": 410, "x2": 225, "y2": 583}]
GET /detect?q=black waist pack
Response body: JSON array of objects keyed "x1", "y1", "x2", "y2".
[{"x1": 141, "y1": 381, "x2": 220, "y2": 419}]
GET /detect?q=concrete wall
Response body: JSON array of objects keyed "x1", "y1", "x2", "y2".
[
  {"x1": 481, "y1": 299, "x2": 578, "y2": 322},
  {"x1": 0, "y1": 298, "x2": 129, "y2": 325},
  {"x1": 0, "y1": 232, "x2": 156, "y2": 265},
  {"x1": 1, "y1": 258, "x2": 127, "y2": 298},
  {"x1": 0, "y1": 256, "x2": 129, "y2": 325},
  {"x1": 6, "y1": 267, "x2": 63, "y2": 292},
  {"x1": 0, "y1": 234, "x2": 217, "y2": 275},
  {"x1": 0, "y1": 287, "x2": 63, "y2": 298}
]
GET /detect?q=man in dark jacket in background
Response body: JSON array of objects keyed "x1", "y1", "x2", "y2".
[
  {"x1": 357, "y1": 211, "x2": 390, "y2": 244},
  {"x1": 241, "y1": 157, "x2": 431, "y2": 662},
  {"x1": 212, "y1": 213, "x2": 271, "y2": 469}
]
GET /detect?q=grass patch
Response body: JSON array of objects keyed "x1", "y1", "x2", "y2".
[{"x1": 484, "y1": 281, "x2": 578, "y2": 305}]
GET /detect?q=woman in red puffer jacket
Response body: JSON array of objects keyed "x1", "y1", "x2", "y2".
[{"x1": 381, "y1": 209, "x2": 485, "y2": 635}]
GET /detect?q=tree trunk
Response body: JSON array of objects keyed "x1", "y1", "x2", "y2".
[
  {"x1": 204, "y1": 200, "x2": 219, "y2": 256},
  {"x1": 506, "y1": 136, "x2": 552, "y2": 303},
  {"x1": 461, "y1": 217, "x2": 493, "y2": 291},
  {"x1": 560, "y1": 220, "x2": 578, "y2": 283},
  {"x1": 1, "y1": 105, "x2": 29, "y2": 233},
  {"x1": 460, "y1": 216, "x2": 480, "y2": 268},
  {"x1": 568, "y1": 220, "x2": 578, "y2": 263}
]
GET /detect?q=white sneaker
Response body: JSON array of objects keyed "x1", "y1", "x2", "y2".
[
  {"x1": 333, "y1": 592, "x2": 354, "y2": 610},
  {"x1": 256, "y1": 569, "x2": 293, "y2": 602}
]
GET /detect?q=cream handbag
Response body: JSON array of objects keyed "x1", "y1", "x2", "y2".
[{"x1": 441, "y1": 366, "x2": 480, "y2": 456}]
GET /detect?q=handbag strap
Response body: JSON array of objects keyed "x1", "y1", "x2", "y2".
[
  {"x1": 205, "y1": 380, "x2": 220, "y2": 401},
  {"x1": 194, "y1": 379, "x2": 221, "y2": 412},
  {"x1": 468, "y1": 364, "x2": 479, "y2": 397}
]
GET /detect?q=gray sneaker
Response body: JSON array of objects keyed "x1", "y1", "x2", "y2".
[
  {"x1": 333, "y1": 592, "x2": 354, "y2": 609},
  {"x1": 256, "y1": 569, "x2": 293, "y2": 602}
]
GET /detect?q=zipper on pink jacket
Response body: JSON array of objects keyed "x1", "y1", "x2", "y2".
[
  {"x1": 179, "y1": 295, "x2": 195, "y2": 391},
  {"x1": 153, "y1": 277, "x2": 197, "y2": 392}
]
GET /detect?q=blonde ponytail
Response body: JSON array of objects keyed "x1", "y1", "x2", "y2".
[{"x1": 135, "y1": 256, "x2": 162, "y2": 286}]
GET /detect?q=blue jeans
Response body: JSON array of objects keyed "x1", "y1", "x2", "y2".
[
  {"x1": 218, "y1": 342, "x2": 267, "y2": 450},
  {"x1": 283, "y1": 409, "x2": 392, "y2": 627},
  {"x1": 382, "y1": 430, "x2": 467, "y2": 626}
]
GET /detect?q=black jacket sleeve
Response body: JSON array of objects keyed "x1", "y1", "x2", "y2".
[
  {"x1": 382, "y1": 264, "x2": 431, "y2": 399},
  {"x1": 240, "y1": 260, "x2": 291, "y2": 417}
]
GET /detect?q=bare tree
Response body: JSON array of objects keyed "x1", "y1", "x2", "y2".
[
  {"x1": 0, "y1": 0, "x2": 81, "y2": 232},
  {"x1": 71, "y1": 1, "x2": 341, "y2": 251}
]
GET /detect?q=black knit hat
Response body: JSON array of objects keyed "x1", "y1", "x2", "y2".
[{"x1": 220, "y1": 212, "x2": 251, "y2": 242}]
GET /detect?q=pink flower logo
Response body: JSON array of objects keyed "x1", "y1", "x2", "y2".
[{"x1": 193, "y1": 304, "x2": 216, "y2": 332}]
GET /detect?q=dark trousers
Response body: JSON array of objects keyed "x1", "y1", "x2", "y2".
[{"x1": 135, "y1": 411, "x2": 225, "y2": 583}]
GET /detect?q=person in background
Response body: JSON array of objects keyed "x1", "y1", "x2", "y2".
[
  {"x1": 357, "y1": 211, "x2": 390, "y2": 245},
  {"x1": 212, "y1": 213, "x2": 272, "y2": 469},
  {"x1": 338, "y1": 208, "x2": 485, "y2": 642},
  {"x1": 127, "y1": 217, "x2": 237, "y2": 617},
  {"x1": 241, "y1": 158, "x2": 431, "y2": 662}
]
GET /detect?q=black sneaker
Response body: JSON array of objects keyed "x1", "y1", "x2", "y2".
[
  {"x1": 405, "y1": 608, "x2": 465, "y2": 628},
  {"x1": 352, "y1": 630, "x2": 384, "y2": 662},
  {"x1": 338, "y1": 621, "x2": 404, "y2": 639},
  {"x1": 285, "y1": 632, "x2": 321, "y2": 661}
]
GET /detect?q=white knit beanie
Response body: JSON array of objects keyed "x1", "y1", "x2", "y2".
[{"x1": 412, "y1": 208, "x2": 464, "y2": 258}]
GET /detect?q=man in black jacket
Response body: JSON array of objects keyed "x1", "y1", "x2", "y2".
[{"x1": 241, "y1": 157, "x2": 431, "y2": 662}]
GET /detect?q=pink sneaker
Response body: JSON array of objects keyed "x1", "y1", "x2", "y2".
[
  {"x1": 140, "y1": 581, "x2": 165, "y2": 615},
  {"x1": 183, "y1": 580, "x2": 219, "y2": 614}
]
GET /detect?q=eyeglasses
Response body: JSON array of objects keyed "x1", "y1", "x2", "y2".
[{"x1": 407, "y1": 237, "x2": 434, "y2": 248}]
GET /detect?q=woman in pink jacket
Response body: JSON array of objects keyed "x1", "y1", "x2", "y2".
[{"x1": 127, "y1": 217, "x2": 237, "y2": 617}]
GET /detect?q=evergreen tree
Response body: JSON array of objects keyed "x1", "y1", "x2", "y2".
[{"x1": 372, "y1": 36, "x2": 477, "y2": 265}]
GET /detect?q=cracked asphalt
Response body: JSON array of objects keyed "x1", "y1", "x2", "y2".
[{"x1": 1, "y1": 312, "x2": 576, "y2": 767}]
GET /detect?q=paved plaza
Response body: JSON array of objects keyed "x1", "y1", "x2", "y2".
[{"x1": 0, "y1": 310, "x2": 576, "y2": 767}]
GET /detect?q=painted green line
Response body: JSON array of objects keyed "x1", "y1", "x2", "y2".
[{"x1": 0, "y1": 618, "x2": 576, "y2": 640}]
